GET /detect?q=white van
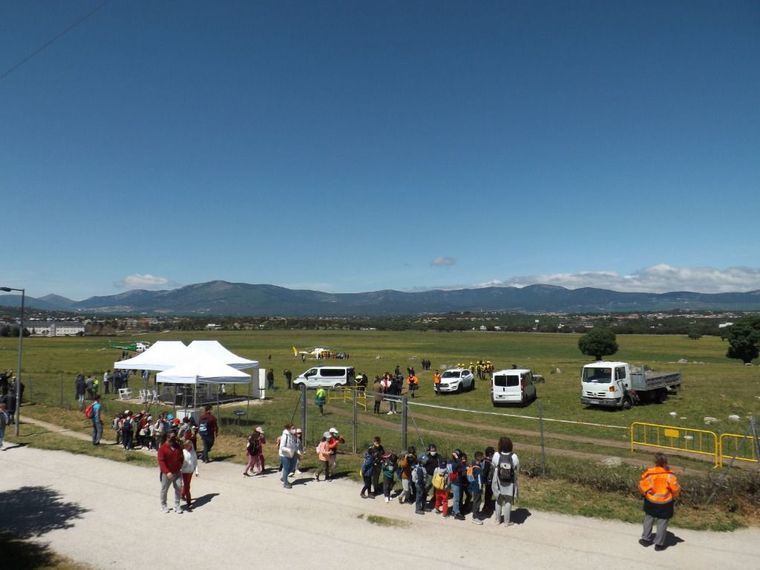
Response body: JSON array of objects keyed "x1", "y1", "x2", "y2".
[
  {"x1": 293, "y1": 365, "x2": 355, "y2": 389},
  {"x1": 491, "y1": 368, "x2": 537, "y2": 406}
]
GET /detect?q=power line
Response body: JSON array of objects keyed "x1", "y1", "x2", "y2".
[{"x1": 0, "y1": 0, "x2": 110, "y2": 83}]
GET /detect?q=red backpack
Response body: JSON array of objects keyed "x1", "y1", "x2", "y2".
[{"x1": 84, "y1": 403, "x2": 95, "y2": 419}]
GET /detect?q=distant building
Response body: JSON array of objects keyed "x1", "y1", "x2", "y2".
[
  {"x1": 27, "y1": 321, "x2": 85, "y2": 337},
  {"x1": 205, "y1": 323, "x2": 222, "y2": 330},
  {"x1": 718, "y1": 322, "x2": 734, "y2": 329}
]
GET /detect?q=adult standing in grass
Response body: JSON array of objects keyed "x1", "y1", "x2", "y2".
[
  {"x1": 198, "y1": 405, "x2": 218, "y2": 463},
  {"x1": 315, "y1": 386, "x2": 327, "y2": 416},
  {"x1": 278, "y1": 423, "x2": 298, "y2": 489},
  {"x1": 91, "y1": 395, "x2": 103, "y2": 446},
  {"x1": 639, "y1": 453, "x2": 680, "y2": 551},
  {"x1": 491, "y1": 437, "x2": 519, "y2": 526},
  {"x1": 75, "y1": 373, "x2": 86, "y2": 410},
  {"x1": 283, "y1": 369, "x2": 292, "y2": 390},
  {"x1": 158, "y1": 433, "x2": 184, "y2": 514}
]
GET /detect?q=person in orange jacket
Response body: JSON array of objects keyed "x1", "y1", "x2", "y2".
[
  {"x1": 407, "y1": 373, "x2": 419, "y2": 398},
  {"x1": 432, "y1": 370, "x2": 442, "y2": 395},
  {"x1": 638, "y1": 452, "x2": 680, "y2": 551}
]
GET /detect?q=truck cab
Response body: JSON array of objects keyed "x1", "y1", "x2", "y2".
[{"x1": 580, "y1": 361, "x2": 633, "y2": 409}]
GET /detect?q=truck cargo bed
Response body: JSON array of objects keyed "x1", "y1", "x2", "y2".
[{"x1": 631, "y1": 371, "x2": 681, "y2": 392}]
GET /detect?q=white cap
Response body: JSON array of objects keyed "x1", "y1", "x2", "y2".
[{"x1": 329, "y1": 427, "x2": 339, "y2": 434}]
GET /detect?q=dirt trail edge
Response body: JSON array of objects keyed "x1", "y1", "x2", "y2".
[{"x1": 2, "y1": 446, "x2": 759, "y2": 570}]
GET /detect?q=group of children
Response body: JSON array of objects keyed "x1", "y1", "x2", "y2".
[
  {"x1": 360, "y1": 437, "x2": 520, "y2": 526},
  {"x1": 112, "y1": 410, "x2": 198, "y2": 451}
]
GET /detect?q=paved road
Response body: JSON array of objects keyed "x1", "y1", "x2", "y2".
[{"x1": 1, "y1": 446, "x2": 758, "y2": 569}]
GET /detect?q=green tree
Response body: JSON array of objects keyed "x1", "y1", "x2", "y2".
[
  {"x1": 578, "y1": 327, "x2": 618, "y2": 361},
  {"x1": 725, "y1": 316, "x2": 760, "y2": 364},
  {"x1": 687, "y1": 325, "x2": 702, "y2": 340}
]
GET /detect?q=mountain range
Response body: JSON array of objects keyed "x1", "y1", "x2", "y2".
[{"x1": 2, "y1": 280, "x2": 760, "y2": 316}]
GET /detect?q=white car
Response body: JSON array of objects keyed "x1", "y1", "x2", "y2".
[
  {"x1": 437, "y1": 368, "x2": 475, "y2": 393},
  {"x1": 293, "y1": 366, "x2": 355, "y2": 389},
  {"x1": 491, "y1": 368, "x2": 537, "y2": 406}
]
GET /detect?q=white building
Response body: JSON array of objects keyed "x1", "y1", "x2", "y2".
[{"x1": 27, "y1": 321, "x2": 85, "y2": 337}]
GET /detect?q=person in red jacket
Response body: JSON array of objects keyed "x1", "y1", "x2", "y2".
[
  {"x1": 158, "y1": 432, "x2": 185, "y2": 514},
  {"x1": 639, "y1": 453, "x2": 681, "y2": 551}
]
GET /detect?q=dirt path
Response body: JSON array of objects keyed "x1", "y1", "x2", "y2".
[{"x1": 1, "y1": 446, "x2": 758, "y2": 570}]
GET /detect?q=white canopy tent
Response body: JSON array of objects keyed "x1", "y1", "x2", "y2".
[
  {"x1": 187, "y1": 340, "x2": 259, "y2": 370},
  {"x1": 113, "y1": 340, "x2": 190, "y2": 371},
  {"x1": 156, "y1": 358, "x2": 251, "y2": 385}
]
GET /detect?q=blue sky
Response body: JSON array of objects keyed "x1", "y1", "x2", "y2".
[{"x1": 1, "y1": 1, "x2": 759, "y2": 299}]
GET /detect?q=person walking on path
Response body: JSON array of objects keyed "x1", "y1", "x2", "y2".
[
  {"x1": 198, "y1": 405, "x2": 218, "y2": 463},
  {"x1": 491, "y1": 437, "x2": 520, "y2": 526},
  {"x1": 253, "y1": 426, "x2": 266, "y2": 474},
  {"x1": 639, "y1": 453, "x2": 681, "y2": 551},
  {"x1": 180, "y1": 439, "x2": 199, "y2": 510},
  {"x1": 314, "y1": 433, "x2": 331, "y2": 481},
  {"x1": 91, "y1": 395, "x2": 103, "y2": 445},
  {"x1": 278, "y1": 423, "x2": 298, "y2": 489},
  {"x1": 158, "y1": 433, "x2": 184, "y2": 514},
  {"x1": 243, "y1": 428, "x2": 261, "y2": 477}
]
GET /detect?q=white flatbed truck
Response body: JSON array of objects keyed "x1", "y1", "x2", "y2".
[{"x1": 580, "y1": 361, "x2": 681, "y2": 409}]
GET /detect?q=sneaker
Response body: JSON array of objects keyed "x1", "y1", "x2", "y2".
[
  {"x1": 161, "y1": 506, "x2": 170, "y2": 514},
  {"x1": 415, "y1": 510, "x2": 425, "y2": 515},
  {"x1": 284, "y1": 483, "x2": 293, "y2": 489},
  {"x1": 295, "y1": 469, "x2": 303, "y2": 475},
  {"x1": 384, "y1": 497, "x2": 390, "y2": 503},
  {"x1": 454, "y1": 514, "x2": 466, "y2": 521},
  {"x1": 638, "y1": 539, "x2": 653, "y2": 547},
  {"x1": 472, "y1": 518, "x2": 483, "y2": 525},
  {"x1": 175, "y1": 507, "x2": 183, "y2": 515},
  {"x1": 654, "y1": 545, "x2": 666, "y2": 552},
  {"x1": 386, "y1": 411, "x2": 393, "y2": 415}
]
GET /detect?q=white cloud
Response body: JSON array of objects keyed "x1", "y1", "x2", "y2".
[
  {"x1": 115, "y1": 274, "x2": 176, "y2": 291},
  {"x1": 481, "y1": 264, "x2": 760, "y2": 294},
  {"x1": 432, "y1": 256, "x2": 456, "y2": 267}
]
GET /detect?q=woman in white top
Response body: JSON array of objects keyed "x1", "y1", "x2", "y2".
[
  {"x1": 491, "y1": 437, "x2": 519, "y2": 526},
  {"x1": 278, "y1": 423, "x2": 299, "y2": 489},
  {"x1": 180, "y1": 439, "x2": 199, "y2": 509}
]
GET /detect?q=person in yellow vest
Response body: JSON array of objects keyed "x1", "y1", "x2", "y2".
[
  {"x1": 638, "y1": 453, "x2": 681, "y2": 551},
  {"x1": 432, "y1": 370, "x2": 441, "y2": 395}
]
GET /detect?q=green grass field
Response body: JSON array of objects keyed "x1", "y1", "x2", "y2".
[{"x1": 2, "y1": 330, "x2": 759, "y2": 530}]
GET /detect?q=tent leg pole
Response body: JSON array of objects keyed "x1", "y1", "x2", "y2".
[
  {"x1": 173, "y1": 385, "x2": 177, "y2": 417},
  {"x1": 193, "y1": 383, "x2": 197, "y2": 412}
]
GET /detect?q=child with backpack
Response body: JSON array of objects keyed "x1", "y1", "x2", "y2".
[
  {"x1": 481, "y1": 446, "x2": 495, "y2": 516},
  {"x1": 381, "y1": 453, "x2": 398, "y2": 503},
  {"x1": 314, "y1": 434, "x2": 331, "y2": 481},
  {"x1": 468, "y1": 451, "x2": 484, "y2": 525},
  {"x1": 411, "y1": 458, "x2": 428, "y2": 514},
  {"x1": 397, "y1": 446, "x2": 417, "y2": 504},
  {"x1": 244, "y1": 429, "x2": 262, "y2": 477},
  {"x1": 360, "y1": 445, "x2": 377, "y2": 498},
  {"x1": 448, "y1": 449, "x2": 467, "y2": 520},
  {"x1": 492, "y1": 437, "x2": 520, "y2": 526},
  {"x1": 432, "y1": 457, "x2": 450, "y2": 516}
]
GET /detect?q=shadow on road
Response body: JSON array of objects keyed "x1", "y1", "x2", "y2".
[
  {"x1": 512, "y1": 507, "x2": 532, "y2": 525},
  {"x1": 0, "y1": 533, "x2": 61, "y2": 570},
  {"x1": 665, "y1": 531, "x2": 685, "y2": 548},
  {"x1": 0, "y1": 486, "x2": 88, "y2": 539},
  {"x1": 191, "y1": 493, "x2": 219, "y2": 509}
]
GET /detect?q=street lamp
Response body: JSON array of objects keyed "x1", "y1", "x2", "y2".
[{"x1": 0, "y1": 286, "x2": 24, "y2": 436}]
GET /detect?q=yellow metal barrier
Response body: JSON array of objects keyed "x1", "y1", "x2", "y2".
[
  {"x1": 630, "y1": 422, "x2": 720, "y2": 467},
  {"x1": 326, "y1": 386, "x2": 368, "y2": 411},
  {"x1": 720, "y1": 433, "x2": 759, "y2": 466}
]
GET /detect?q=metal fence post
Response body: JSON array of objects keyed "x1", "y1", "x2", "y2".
[
  {"x1": 60, "y1": 375, "x2": 64, "y2": 408},
  {"x1": 300, "y1": 384, "x2": 307, "y2": 444},
  {"x1": 538, "y1": 400, "x2": 546, "y2": 476},
  {"x1": 352, "y1": 387, "x2": 358, "y2": 454},
  {"x1": 751, "y1": 416, "x2": 760, "y2": 462},
  {"x1": 401, "y1": 396, "x2": 408, "y2": 451}
]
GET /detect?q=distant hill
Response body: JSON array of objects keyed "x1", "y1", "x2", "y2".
[{"x1": 5, "y1": 280, "x2": 760, "y2": 316}]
